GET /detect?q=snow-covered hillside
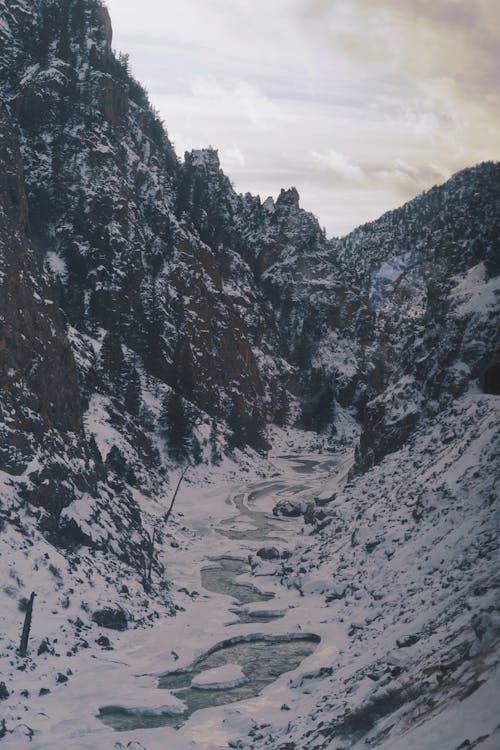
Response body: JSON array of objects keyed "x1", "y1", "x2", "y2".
[{"x1": 0, "y1": 1, "x2": 498, "y2": 748}]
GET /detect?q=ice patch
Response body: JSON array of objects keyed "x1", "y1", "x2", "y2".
[{"x1": 191, "y1": 663, "x2": 247, "y2": 690}]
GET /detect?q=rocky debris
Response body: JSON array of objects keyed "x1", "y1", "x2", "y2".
[
  {"x1": 396, "y1": 633, "x2": 421, "y2": 648},
  {"x1": 304, "y1": 502, "x2": 326, "y2": 526},
  {"x1": 91, "y1": 607, "x2": 128, "y2": 631},
  {"x1": 37, "y1": 639, "x2": 55, "y2": 656},
  {"x1": 325, "y1": 586, "x2": 346, "y2": 602},
  {"x1": 96, "y1": 635, "x2": 112, "y2": 649},
  {"x1": 273, "y1": 498, "x2": 309, "y2": 518},
  {"x1": 256, "y1": 547, "x2": 280, "y2": 560}
]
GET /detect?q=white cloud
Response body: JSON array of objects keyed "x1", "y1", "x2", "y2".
[
  {"x1": 107, "y1": 0, "x2": 500, "y2": 236},
  {"x1": 221, "y1": 144, "x2": 246, "y2": 169},
  {"x1": 190, "y1": 76, "x2": 289, "y2": 129},
  {"x1": 311, "y1": 149, "x2": 365, "y2": 181}
]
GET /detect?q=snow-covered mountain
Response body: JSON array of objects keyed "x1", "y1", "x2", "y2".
[{"x1": 0, "y1": 1, "x2": 498, "y2": 748}]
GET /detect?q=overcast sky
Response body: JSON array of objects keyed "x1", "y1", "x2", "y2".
[{"x1": 107, "y1": 0, "x2": 500, "y2": 237}]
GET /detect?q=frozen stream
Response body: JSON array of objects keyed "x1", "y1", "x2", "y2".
[
  {"x1": 97, "y1": 453, "x2": 345, "y2": 736},
  {"x1": 99, "y1": 633, "x2": 319, "y2": 730}
]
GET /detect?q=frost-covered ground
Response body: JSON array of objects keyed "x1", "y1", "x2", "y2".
[{"x1": 1, "y1": 394, "x2": 498, "y2": 750}]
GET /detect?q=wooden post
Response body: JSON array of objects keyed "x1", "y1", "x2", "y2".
[
  {"x1": 163, "y1": 466, "x2": 187, "y2": 526},
  {"x1": 19, "y1": 592, "x2": 35, "y2": 655},
  {"x1": 147, "y1": 528, "x2": 157, "y2": 583}
]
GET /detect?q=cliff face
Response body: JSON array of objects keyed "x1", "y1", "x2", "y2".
[
  {"x1": 0, "y1": 101, "x2": 84, "y2": 493},
  {"x1": 0, "y1": 100, "x2": 166, "y2": 591}
]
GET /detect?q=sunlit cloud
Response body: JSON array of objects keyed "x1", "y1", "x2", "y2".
[
  {"x1": 107, "y1": 0, "x2": 500, "y2": 236},
  {"x1": 312, "y1": 150, "x2": 365, "y2": 182}
]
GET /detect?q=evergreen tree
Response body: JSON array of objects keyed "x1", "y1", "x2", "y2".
[
  {"x1": 314, "y1": 381, "x2": 335, "y2": 432},
  {"x1": 105, "y1": 445, "x2": 126, "y2": 477},
  {"x1": 274, "y1": 388, "x2": 289, "y2": 427},
  {"x1": 105, "y1": 445, "x2": 136, "y2": 486},
  {"x1": 300, "y1": 373, "x2": 335, "y2": 432},
  {"x1": 124, "y1": 367, "x2": 142, "y2": 416},
  {"x1": 98, "y1": 331, "x2": 124, "y2": 389},
  {"x1": 174, "y1": 338, "x2": 195, "y2": 399},
  {"x1": 246, "y1": 410, "x2": 269, "y2": 454},
  {"x1": 159, "y1": 391, "x2": 191, "y2": 462},
  {"x1": 144, "y1": 292, "x2": 164, "y2": 375},
  {"x1": 71, "y1": 0, "x2": 86, "y2": 37},
  {"x1": 57, "y1": 4, "x2": 71, "y2": 61},
  {"x1": 209, "y1": 419, "x2": 221, "y2": 465},
  {"x1": 226, "y1": 398, "x2": 245, "y2": 452},
  {"x1": 191, "y1": 435, "x2": 203, "y2": 465}
]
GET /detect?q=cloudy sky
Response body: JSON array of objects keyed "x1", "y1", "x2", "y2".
[{"x1": 107, "y1": 0, "x2": 500, "y2": 236}]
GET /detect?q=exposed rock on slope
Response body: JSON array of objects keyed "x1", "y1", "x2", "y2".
[
  {"x1": 0, "y1": 101, "x2": 168, "y2": 587},
  {"x1": 0, "y1": 0, "x2": 498, "y2": 577},
  {"x1": 0, "y1": 0, "x2": 290, "y2": 449}
]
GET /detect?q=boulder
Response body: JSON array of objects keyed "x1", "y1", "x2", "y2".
[{"x1": 91, "y1": 607, "x2": 128, "y2": 631}]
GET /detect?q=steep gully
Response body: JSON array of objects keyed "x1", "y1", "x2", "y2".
[{"x1": 96, "y1": 453, "x2": 348, "y2": 735}]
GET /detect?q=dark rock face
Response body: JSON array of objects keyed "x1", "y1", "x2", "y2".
[
  {"x1": 482, "y1": 362, "x2": 500, "y2": 395},
  {"x1": 273, "y1": 498, "x2": 308, "y2": 518},
  {"x1": 344, "y1": 163, "x2": 500, "y2": 473},
  {"x1": 0, "y1": 100, "x2": 154, "y2": 585},
  {"x1": 0, "y1": 101, "x2": 85, "y2": 488}
]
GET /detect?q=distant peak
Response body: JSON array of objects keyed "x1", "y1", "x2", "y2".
[
  {"x1": 262, "y1": 196, "x2": 275, "y2": 213},
  {"x1": 186, "y1": 148, "x2": 220, "y2": 170},
  {"x1": 276, "y1": 187, "x2": 300, "y2": 208}
]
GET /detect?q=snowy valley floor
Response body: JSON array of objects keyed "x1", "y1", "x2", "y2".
[{"x1": 0, "y1": 393, "x2": 499, "y2": 750}]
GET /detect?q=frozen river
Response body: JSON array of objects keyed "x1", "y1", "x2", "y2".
[{"x1": 96, "y1": 453, "x2": 345, "y2": 736}]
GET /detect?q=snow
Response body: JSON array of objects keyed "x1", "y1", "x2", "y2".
[
  {"x1": 451, "y1": 261, "x2": 500, "y2": 317},
  {"x1": 0, "y1": 437, "x2": 326, "y2": 748},
  {"x1": 369, "y1": 251, "x2": 415, "y2": 303},
  {"x1": 371, "y1": 666, "x2": 500, "y2": 750},
  {"x1": 45, "y1": 251, "x2": 67, "y2": 277},
  {"x1": 0, "y1": 5, "x2": 498, "y2": 747}
]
